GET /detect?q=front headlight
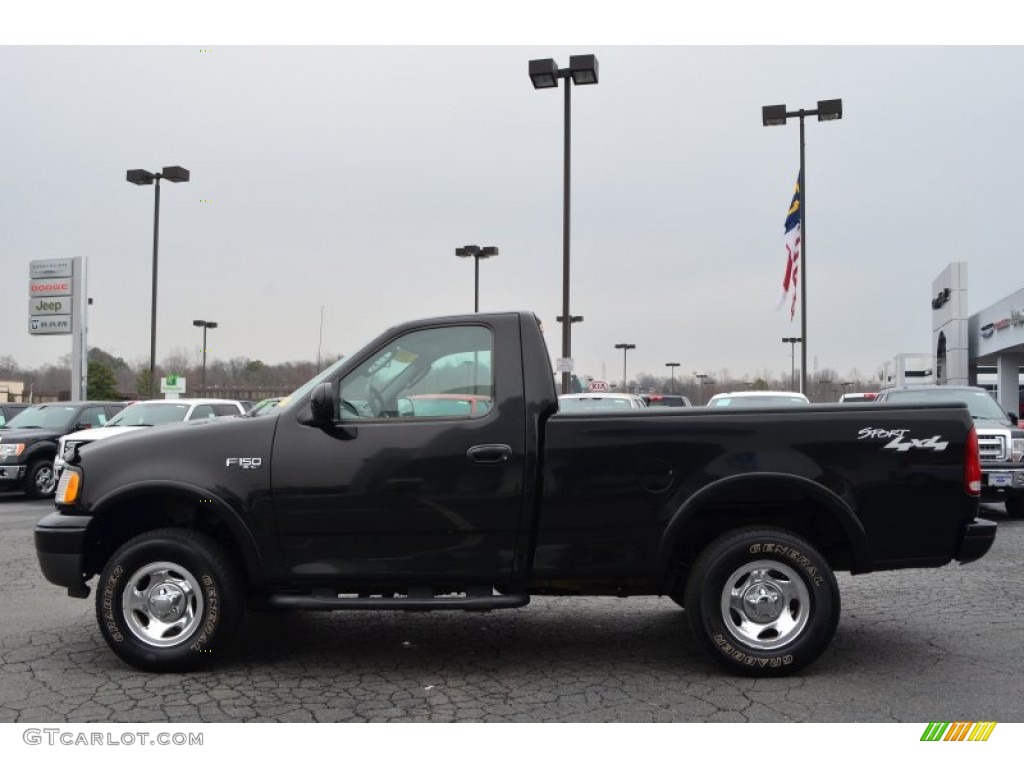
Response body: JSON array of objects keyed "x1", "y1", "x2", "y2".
[
  {"x1": 55, "y1": 467, "x2": 82, "y2": 505},
  {"x1": 1012, "y1": 438, "x2": 1024, "y2": 464},
  {"x1": 0, "y1": 443, "x2": 26, "y2": 459}
]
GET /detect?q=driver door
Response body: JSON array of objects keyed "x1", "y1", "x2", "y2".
[{"x1": 271, "y1": 322, "x2": 526, "y2": 586}]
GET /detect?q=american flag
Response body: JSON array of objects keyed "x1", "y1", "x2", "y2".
[{"x1": 777, "y1": 173, "x2": 802, "y2": 320}]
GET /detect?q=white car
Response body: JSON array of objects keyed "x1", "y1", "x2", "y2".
[
  {"x1": 54, "y1": 398, "x2": 247, "y2": 477},
  {"x1": 558, "y1": 393, "x2": 648, "y2": 412},
  {"x1": 706, "y1": 391, "x2": 810, "y2": 407}
]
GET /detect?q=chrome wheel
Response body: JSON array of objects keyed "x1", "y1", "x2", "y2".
[
  {"x1": 121, "y1": 561, "x2": 205, "y2": 648},
  {"x1": 719, "y1": 559, "x2": 811, "y2": 651},
  {"x1": 34, "y1": 463, "x2": 56, "y2": 495}
]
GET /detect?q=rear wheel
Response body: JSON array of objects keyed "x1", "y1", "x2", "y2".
[
  {"x1": 96, "y1": 528, "x2": 243, "y2": 672},
  {"x1": 684, "y1": 527, "x2": 839, "y2": 676}
]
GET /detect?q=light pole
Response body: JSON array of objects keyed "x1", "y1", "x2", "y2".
[
  {"x1": 695, "y1": 372, "x2": 709, "y2": 405},
  {"x1": 782, "y1": 336, "x2": 803, "y2": 392},
  {"x1": 529, "y1": 54, "x2": 600, "y2": 394},
  {"x1": 455, "y1": 245, "x2": 498, "y2": 312},
  {"x1": 127, "y1": 165, "x2": 191, "y2": 397},
  {"x1": 762, "y1": 99, "x2": 842, "y2": 396},
  {"x1": 615, "y1": 343, "x2": 635, "y2": 393},
  {"x1": 666, "y1": 362, "x2": 680, "y2": 394},
  {"x1": 193, "y1": 320, "x2": 218, "y2": 393}
]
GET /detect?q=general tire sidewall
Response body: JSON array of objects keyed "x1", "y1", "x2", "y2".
[
  {"x1": 97, "y1": 534, "x2": 229, "y2": 671},
  {"x1": 687, "y1": 531, "x2": 838, "y2": 675}
]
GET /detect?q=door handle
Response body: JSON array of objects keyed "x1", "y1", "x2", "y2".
[{"x1": 467, "y1": 444, "x2": 512, "y2": 464}]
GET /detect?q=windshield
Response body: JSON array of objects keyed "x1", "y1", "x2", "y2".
[
  {"x1": 709, "y1": 395, "x2": 808, "y2": 407},
  {"x1": 284, "y1": 357, "x2": 350, "y2": 406},
  {"x1": 5, "y1": 405, "x2": 78, "y2": 430},
  {"x1": 106, "y1": 402, "x2": 192, "y2": 427},
  {"x1": 881, "y1": 389, "x2": 1008, "y2": 420},
  {"x1": 559, "y1": 396, "x2": 640, "y2": 412}
]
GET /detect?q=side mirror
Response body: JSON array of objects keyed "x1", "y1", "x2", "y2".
[
  {"x1": 309, "y1": 382, "x2": 337, "y2": 424},
  {"x1": 1009, "y1": 412, "x2": 1019, "y2": 425}
]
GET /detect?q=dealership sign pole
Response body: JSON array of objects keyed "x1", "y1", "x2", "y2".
[{"x1": 29, "y1": 257, "x2": 88, "y2": 399}]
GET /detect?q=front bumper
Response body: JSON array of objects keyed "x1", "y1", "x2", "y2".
[
  {"x1": 0, "y1": 464, "x2": 27, "y2": 483},
  {"x1": 34, "y1": 510, "x2": 92, "y2": 597},
  {"x1": 955, "y1": 518, "x2": 997, "y2": 564}
]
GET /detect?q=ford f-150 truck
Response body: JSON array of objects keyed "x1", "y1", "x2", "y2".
[{"x1": 35, "y1": 311, "x2": 995, "y2": 676}]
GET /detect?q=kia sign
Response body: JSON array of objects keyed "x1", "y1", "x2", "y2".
[
  {"x1": 588, "y1": 380, "x2": 610, "y2": 392},
  {"x1": 28, "y1": 297, "x2": 68, "y2": 315}
]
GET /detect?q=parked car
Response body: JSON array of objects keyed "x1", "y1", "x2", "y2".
[
  {"x1": 706, "y1": 391, "x2": 810, "y2": 407},
  {"x1": 400, "y1": 394, "x2": 492, "y2": 417},
  {"x1": 54, "y1": 398, "x2": 248, "y2": 479},
  {"x1": 642, "y1": 394, "x2": 692, "y2": 408},
  {"x1": 873, "y1": 385, "x2": 1024, "y2": 517},
  {"x1": 839, "y1": 392, "x2": 878, "y2": 403},
  {"x1": 0, "y1": 401, "x2": 126, "y2": 498},
  {"x1": 558, "y1": 393, "x2": 647, "y2": 411},
  {"x1": 247, "y1": 397, "x2": 287, "y2": 416},
  {"x1": 0, "y1": 402, "x2": 31, "y2": 428}
]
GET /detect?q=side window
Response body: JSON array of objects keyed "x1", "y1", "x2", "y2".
[
  {"x1": 188, "y1": 404, "x2": 217, "y2": 420},
  {"x1": 212, "y1": 404, "x2": 242, "y2": 416},
  {"x1": 81, "y1": 406, "x2": 108, "y2": 428},
  {"x1": 336, "y1": 325, "x2": 493, "y2": 420}
]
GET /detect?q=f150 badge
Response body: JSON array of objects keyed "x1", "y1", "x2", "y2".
[
  {"x1": 226, "y1": 457, "x2": 263, "y2": 469},
  {"x1": 858, "y1": 428, "x2": 948, "y2": 452}
]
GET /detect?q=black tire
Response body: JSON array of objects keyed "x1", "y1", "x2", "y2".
[
  {"x1": 1005, "y1": 497, "x2": 1024, "y2": 519},
  {"x1": 684, "y1": 527, "x2": 840, "y2": 677},
  {"x1": 95, "y1": 528, "x2": 244, "y2": 672},
  {"x1": 23, "y1": 458, "x2": 57, "y2": 499}
]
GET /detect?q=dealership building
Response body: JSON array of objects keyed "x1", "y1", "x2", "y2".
[{"x1": 932, "y1": 261, "x2": 1024, "y2": 415}]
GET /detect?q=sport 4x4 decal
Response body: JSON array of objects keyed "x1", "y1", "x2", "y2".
[{"x1": 857, "y1": 427, "x2": 949, "y2": 453}]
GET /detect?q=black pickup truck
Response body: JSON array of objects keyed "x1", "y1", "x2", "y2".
[
  {"x1": 0, "y1": 401, "x2": 125, "y2": 498},
  {"x1": 36, "y1": 311, "x2": 995, "y2": 676}
]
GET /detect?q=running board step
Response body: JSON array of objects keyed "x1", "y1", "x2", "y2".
[{"x1": 267, "y1": 587, "x2": 529, "y2": 611}]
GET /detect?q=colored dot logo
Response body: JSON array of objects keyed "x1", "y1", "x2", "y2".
[
  {"x1": 199, "y1": 199, "x2": 213, "y2": 203},
  {"x1": 199, "y1": 49, "x2": 213, "y2": 53}
]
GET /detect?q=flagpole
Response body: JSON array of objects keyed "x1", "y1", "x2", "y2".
[{"x1": 799, "y1": 112, "x2": 807, "y2": 396}]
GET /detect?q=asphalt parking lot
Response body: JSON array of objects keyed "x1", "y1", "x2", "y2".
[{"x1": 1, "y1": 492, "x2": 1022, "y2": 723}]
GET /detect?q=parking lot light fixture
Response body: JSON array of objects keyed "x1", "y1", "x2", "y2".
[
  {"x1": 529, "y1": 53, "x2": 600, "y2": 395},
  {"x1": 782, "y1": 336, "x2": 803, "y2": 392},
  {"x1": 761, "y1": 99, "x2": 842, "y2": 395},
  {"x1": 455, "y1": 245, "x2": 499, "y2": 313},
  {"x1": 615, "y1": 343, "x2": 636, "y2": 393},
  {"x1": 666, "y1": 362, "x2": 680, "y2": 394},
  {"x1": 193, "y1": 320, "x2": 218, "y2": 393},
  {"x1": 127, "y1": 164, "x2": 191, "y2": 397}
]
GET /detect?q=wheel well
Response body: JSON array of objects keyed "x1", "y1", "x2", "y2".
[
  {"x1": 82, "y1": 493, "x2": 250, "y2": 588},
  {"x1": 665, "y1": 481, "x2": 858, "y2": 592}
]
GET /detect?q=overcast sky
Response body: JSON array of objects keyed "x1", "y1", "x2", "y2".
[{"x1": 3, "y1": 11, "x2": 1022, "y2": 388}]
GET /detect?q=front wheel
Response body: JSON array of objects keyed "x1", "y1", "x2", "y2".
[
  {"x1": 24, "y1": 458, "x2": 57, "y2": 499},
  {"x1": 1005, "y1": 496, "x2": 1024, "y2": 519},
  {"x1": 684, "y1": 527, "x2": 839, "y2": 676},
  {"x1": 96, "y1": 528, "x2": 243, "y2": 672}
]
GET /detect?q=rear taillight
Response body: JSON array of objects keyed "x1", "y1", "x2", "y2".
[{"x1": 965, "y1": 426, "x2": 981, "y2": 496}]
